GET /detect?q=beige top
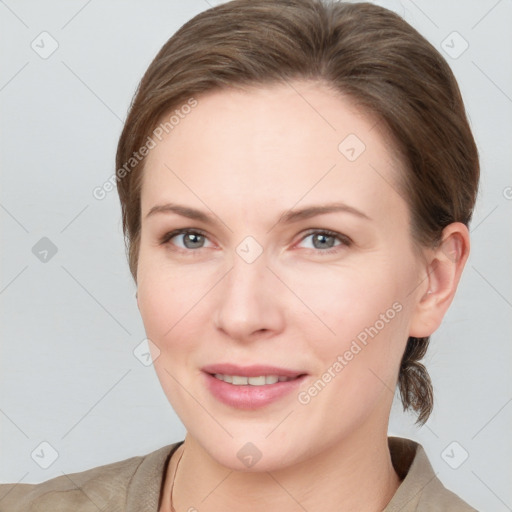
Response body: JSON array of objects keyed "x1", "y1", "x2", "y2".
[{"x1": 0, "y1": 437, "x2": 477, "y2": 511}]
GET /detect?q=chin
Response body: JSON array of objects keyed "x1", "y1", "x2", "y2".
[{"x1": 208, "y1": 440, "x2": 301, "y2": 472}]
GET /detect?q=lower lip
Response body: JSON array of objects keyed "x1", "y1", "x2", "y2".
[{"x1": 203, "y1": 372, "x2": 307, "y2": 409}]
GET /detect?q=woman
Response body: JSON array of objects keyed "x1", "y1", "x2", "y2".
[{"x1": 0, "y1": 0, "x2": 480, "y2": 510}]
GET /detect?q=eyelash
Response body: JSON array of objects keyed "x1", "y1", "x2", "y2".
[
  {"x1": 300, "y1": 228, "x2": 352, "y2": 254},
  {"x1": 159, "y1": 228, "x2": 352, "y2": 256}
]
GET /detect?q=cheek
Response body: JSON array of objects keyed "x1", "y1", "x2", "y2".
[
  {"x1": 135, "y1": 252, "x2": 225, "y2": 386},
  {"x1": 290, "y1": 265, "x2": 411, "y2": 434},
  {"x1": 284, "y1": 256, "x2": 413, "y2": 383},
  {"x1": 136, "y1": 245, "x2": 209, "y2": 339},
  {"x1": 286, "y1": 259, "x2": 405, "y2": 334},
  {"x1": 136, "y1": 262, "x2": 208, "y2": 406},
  {"x1": 137, "y1": 273, "x2": 178, "y2": 342}
]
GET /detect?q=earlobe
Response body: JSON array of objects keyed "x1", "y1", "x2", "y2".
[{"x1": 409, "y1": 222, "x2": 470, "y2": 338}]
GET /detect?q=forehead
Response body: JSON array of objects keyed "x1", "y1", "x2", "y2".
[{"x1": 141, "y1": 81, "x2": 406, "y2": 221}]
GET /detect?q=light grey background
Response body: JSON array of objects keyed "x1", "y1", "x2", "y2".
[{"x1": 0, "y1": 1, "x2": 510, "y2": 510}]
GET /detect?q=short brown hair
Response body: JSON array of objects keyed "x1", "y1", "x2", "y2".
[{"x1": 115, "y1": 0, "x2": 479, "y2": 424}]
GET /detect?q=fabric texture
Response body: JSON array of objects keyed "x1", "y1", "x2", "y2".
[{"x1": 0, "y1": 437, "x2": 478, "y2": 511}]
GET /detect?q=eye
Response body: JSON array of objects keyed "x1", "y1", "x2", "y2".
[
  {"x1": 159, "y1": 228, "x2": 350, "y2": 254},
  {"x1": 297, "y1": 229, "x2": 351, "y2": 253},
  {"x1": 160, "y1": 229, "x2": 213, "y2": 250}
]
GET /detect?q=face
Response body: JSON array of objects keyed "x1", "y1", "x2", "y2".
[{"x1": 136, "y1": 81, "x2": 425, "y2": 471}]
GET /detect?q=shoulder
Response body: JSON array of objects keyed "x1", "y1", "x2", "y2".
[
  {"x1": 385, "y1": 437, "x2": 479, "y2": 512},
  {"x1": 0, "y1": 442, "x2": 181, "y2": 512}
]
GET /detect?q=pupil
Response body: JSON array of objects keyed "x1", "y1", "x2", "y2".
[
  {"x1": 313, "y1": 233, "x2": 334, "y2": 249},
  {"x1": 184, "y1": 233, "x2": 204, "y2": 248}
]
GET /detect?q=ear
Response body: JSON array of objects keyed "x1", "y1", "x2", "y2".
[{"x1": 409, "y1": 222, "x2": 470, "y2": 338}]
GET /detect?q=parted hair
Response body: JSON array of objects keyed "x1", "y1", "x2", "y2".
[{"x1": 115, "y1": 0, "x2": 479, "y2": 424}]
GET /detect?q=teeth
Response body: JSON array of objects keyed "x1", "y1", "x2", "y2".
[
  {"x1": 232, "y1": 375, "x2": 248, "y2": 385},
  {"x1": 248, "y1": 376, "x2": 266, "y2": 385},
  {"x1": 213, "y1": 374, "x2": 294, "y2": 385}
]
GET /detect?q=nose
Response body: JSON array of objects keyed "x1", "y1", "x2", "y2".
[{"x1": 213, "y1": 252, "x2": 285, "y2": 342}]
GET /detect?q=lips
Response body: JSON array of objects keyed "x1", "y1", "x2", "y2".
[
  {"x1": 201, "y1": 363, "x2": 306, "y2": 379},
  {"x1": 201, "y1": 363, "x2": 308, "y2": 409},
  {"x1": 213, "y1": 374, "x2": 295, "y2": 385}
]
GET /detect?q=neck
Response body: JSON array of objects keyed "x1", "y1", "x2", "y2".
[{"x1": 166, "y1": 422, "x2": 400, "y2": 512}]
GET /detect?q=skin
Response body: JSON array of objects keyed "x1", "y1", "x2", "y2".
[{"x1": 135, "y1": 80, "x2": 470, "y2": 512}]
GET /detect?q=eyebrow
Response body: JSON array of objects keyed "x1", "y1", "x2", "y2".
[{"x1": 144, "y1": 202, "x2": 371, "y2": 225}]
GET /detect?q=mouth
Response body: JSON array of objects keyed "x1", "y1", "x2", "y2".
[
  {"x1": 201, "y1": 364, "x2": 308, "y2": 409},
  {"x1": 210, "y1": 373, "x2": 300, "y2": 385}
]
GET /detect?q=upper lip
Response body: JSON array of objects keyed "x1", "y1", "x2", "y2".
[{"x1": 202, "y1": 363, "x2": 307, "y2": 378}]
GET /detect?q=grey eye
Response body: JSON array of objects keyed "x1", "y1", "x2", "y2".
[
  {"x1": 299, "y1": 231, "x2": 342, "y2": 250},
  {"x1": 180, "y1": 232, "x2": 205, "y2": 249},
  {"x1": 311, "y1": 233, "x2": 337, "y2": 249}
]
